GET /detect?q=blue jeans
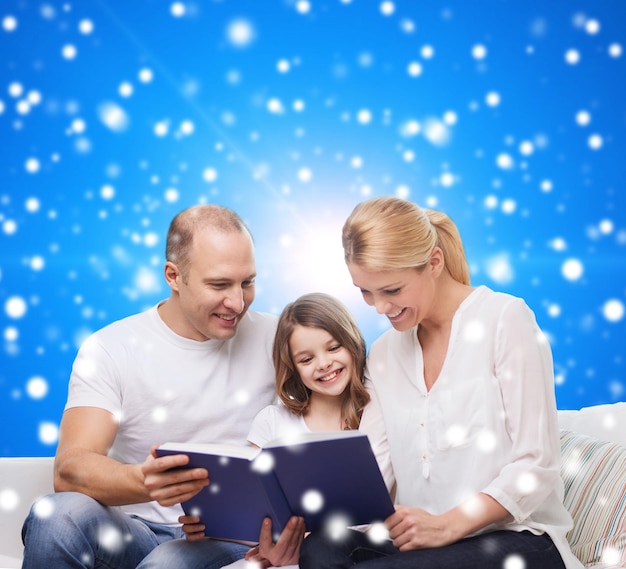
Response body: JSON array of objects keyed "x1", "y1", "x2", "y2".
[
  {"x1": 299, "y1": 528, "x2": 567, "y2": 569},
  {"x1": 21, "y1": 492, "x2": 248, "y2": 569}
]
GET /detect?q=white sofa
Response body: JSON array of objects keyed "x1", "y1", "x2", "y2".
[{"x1": 1, "y1": 403, "x2": 625, "y2": 569}]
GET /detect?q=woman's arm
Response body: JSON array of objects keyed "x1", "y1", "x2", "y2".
[{"x1": 386, "y1": 493, "x2": 511, "y2": 551}]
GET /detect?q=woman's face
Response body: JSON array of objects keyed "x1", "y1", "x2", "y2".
[{"x1": 347, "y1": 262, "x2": 437, "y2": 331}]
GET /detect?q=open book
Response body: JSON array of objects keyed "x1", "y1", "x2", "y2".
[{"x1": 156, "y1": 430, "x2": 394, "y2": 542}]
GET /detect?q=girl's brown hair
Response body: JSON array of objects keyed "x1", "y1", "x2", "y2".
[{"x1": 273, "y1": 293, "x2": 370, "y2": 430}]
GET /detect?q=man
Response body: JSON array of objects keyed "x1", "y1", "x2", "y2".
[{"x1": 22, "y1": 205, "x2": 302, "y2": 569}]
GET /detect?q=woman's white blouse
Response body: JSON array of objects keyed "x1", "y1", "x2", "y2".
[{"x1": 363, "y1": 285, "x2": 583, "y2": 569}]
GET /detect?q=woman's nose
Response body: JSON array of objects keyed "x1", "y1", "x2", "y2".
[{"x1": 374, "y1": 298, "x2": 391, "y2": 315}]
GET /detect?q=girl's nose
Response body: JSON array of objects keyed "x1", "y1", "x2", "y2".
[{"x1": 317, "y1": 356, "x2": 332, "y2": 370}]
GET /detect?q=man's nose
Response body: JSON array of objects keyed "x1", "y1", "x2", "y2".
[{"x1": 224, "y1": 287, "x2": 244, "y2": 312}]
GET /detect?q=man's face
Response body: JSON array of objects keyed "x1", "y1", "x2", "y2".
[{"x1": 172, "y1": 228, "x2": 257, "y2": 341}]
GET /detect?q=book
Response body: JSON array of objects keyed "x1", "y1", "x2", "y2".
[{"x1": 156, "y1": 430, "x2": 395, "y2": 542}]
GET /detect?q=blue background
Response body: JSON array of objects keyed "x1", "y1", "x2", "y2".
[{"x1": 1, "y1": 0, "x2": 625, "y2": 457}]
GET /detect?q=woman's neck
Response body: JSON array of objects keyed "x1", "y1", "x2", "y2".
[{"x1": 421, "y1": 272, "x2": 474, "y2": 332}]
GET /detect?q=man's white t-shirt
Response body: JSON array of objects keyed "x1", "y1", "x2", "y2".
[
  {"x1": 366, "y1": 285, "x2": 583, "y2": 569},
  {"x1": 66, "y1": 304, "x2": 278, "y2": 525}
]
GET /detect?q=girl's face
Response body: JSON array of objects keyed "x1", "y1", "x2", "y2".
[
  {"x1": 347, "y1": 263, "x2": 436, "y2": 332},
  {"x1": 289, "y1": 325, "x2": 354, "y2": 400}
]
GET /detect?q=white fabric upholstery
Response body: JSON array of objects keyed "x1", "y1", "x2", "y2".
[{"x1": 0, "y1": 457, "x2": 54, "y2": 568}]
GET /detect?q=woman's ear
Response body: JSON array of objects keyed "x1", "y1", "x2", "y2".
[{"x1": 430, "y1": 247, "x2": 445, "y2": 278}]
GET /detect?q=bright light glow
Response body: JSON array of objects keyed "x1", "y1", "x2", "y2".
[
  {"x1": 380, "y1": 2, "x2": 395, "y2": 16},
  {"x1": 5, "y1": 296, "x2": 27, "y2": 319},
  {"x1": 486, "y1": 91, "x2": 501, "y2": 107},
  {"x1": 301, "y1": 489, "x2": 324, "y2": 513},
  {"x1": 472, "y1": 44, "x2": 487, "y2": 59},
  {"x1": 98, "y1": 102, "x2": 129, "y2": 132},
  {"x1": 565, "y1": 49, "x2": 580, "y2": 65},
  {"x1": 561, "y1": 258, "x2": 584, "y2": 281},
  {"x1": 407, "y1": 61, "x2": 422, "y2": 76},
  {"x1": 602, "y1": 299, "x2": 624, "y2": 322},
  {"x1": 227, "y1": 19, "x2": 255, "y2": 47}
]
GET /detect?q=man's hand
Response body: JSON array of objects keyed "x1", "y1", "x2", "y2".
[
  {"x1": 244, "y1": 516, "x2": 305, "y2": 567},
  {"x1": 141, "y1": 448, "x2": 209, "y2": 507},
  {"x1": 179, "y1": 514, "x2": 207, "y2": 542}
]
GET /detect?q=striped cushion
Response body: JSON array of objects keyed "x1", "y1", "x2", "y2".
[{"x1": 560, "y1": 430, "x2": 626, "y2": 567}]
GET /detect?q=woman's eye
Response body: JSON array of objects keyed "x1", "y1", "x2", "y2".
[{"x1": 385, "y1": 288, "x2": 400, "y2": 295}]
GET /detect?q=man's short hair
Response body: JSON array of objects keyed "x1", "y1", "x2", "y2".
[{"x1": 165, "y1": 205, "x2": 250, "y2": 280}]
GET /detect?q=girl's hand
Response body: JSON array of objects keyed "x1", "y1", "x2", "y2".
[
  {"x1": 244, "y1": 516, "x2": 306, "y2": 567},
  {"x1": 179, "y1": 514, "x2": 207, "y2": 542},
  {"x1": 386, "y1": 506, "x2": 454, "y2": 551}
]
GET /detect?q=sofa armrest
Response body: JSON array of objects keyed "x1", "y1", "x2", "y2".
[{"x1": 0, "y1": 457, "x2": 55, "y2": 560}]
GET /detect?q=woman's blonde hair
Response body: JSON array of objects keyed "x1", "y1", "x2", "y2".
[
  {"x1": 273, "y1": 293, "x2": 370, "y2": 430},
  {"x1": 342, "y1": 196, "x2": 470, "y2": 285}
]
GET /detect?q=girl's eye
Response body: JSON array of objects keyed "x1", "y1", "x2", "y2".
[
  {"x1": 329, "y1": 344, "x2": 341, "y2": 352},
  {"x1": 299, "y1": 356, "x2": 313, "y2": 364}
]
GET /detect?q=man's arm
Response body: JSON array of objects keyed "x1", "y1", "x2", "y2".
[
  {"x1": 54, "y1": 407, "x2": 150, "y2": 505},
  {"x1": 55, "y1": 407, "x2": 209, "y2": 507}
]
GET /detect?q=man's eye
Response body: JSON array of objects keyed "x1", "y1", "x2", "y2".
[{"x1": 242, "y1": 280, "x2": 255, "y2": 288}]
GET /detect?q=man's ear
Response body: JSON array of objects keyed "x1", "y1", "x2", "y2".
[
  {"x1": 164, "y1": 261, "x2": 182, "y2": 291},
  {"x1": 430, "y1": 247, "x2": 445, "y2": 278}
]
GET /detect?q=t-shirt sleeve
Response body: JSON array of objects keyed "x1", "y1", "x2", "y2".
[
  {"x1": 247, "y1": 405, "x2": 278, "y2": 448},
  {"x1": 65, "y1": 333, "x2": 123, "y2": 416}
]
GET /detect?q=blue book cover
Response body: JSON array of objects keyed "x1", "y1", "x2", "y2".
[{"x1": 157, "y1": 430, "x2": 394, "y2": 543}]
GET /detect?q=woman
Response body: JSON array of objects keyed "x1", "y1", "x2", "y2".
[{"x1": 300, "y1": 196, "x2": 583, "y2": 568}]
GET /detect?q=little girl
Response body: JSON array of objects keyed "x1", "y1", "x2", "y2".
[
  {"x1": 249, "y1": 291, "x2": 371, "y2": 444},
  {"x1": 181, "y1": 292, "x2": 394, "y2": 566}
]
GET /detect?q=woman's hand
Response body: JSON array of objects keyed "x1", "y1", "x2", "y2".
[
  {"x1": 179, "y1": 514, "x2": 207, "y2": 542},
  {"x1": 386, "y1": 506, "x2": 454, "y2": 551},
  {"x1": 387, "y1": 495, "x2": 511, "y2": 552}
]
